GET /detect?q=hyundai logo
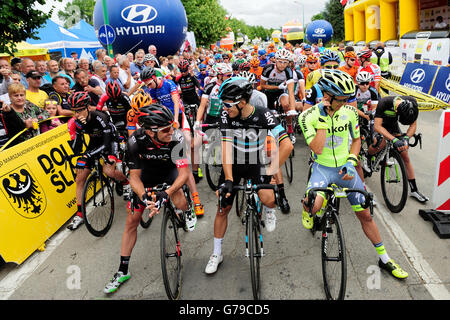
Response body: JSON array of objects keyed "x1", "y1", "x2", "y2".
[
  {"x1": 121, "y1": 4, "x2": 158, "y2": 24},
  {"x1": 410, "y1": 68, "x2": 425, "y2": 84},
  {"x1": 445, "y1": 75, "x2": 450, "y2": 92},
  {"x1": 314, "y1": 28, "x2": 325, "y2": 34}
]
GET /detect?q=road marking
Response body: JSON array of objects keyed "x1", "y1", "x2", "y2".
[
  {"x1": 369, "y1": 190, "x2": 450, "y2": 300},
  {"x1": 0, "y1": 228, "x2": 72, "y2": 300}
]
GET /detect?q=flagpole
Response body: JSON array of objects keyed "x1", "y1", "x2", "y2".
[{"x1": 101, "y1": 0, "x2": 114, "y2": 58}]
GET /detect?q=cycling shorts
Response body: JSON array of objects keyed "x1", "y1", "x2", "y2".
[{"x1": 306, "y1": 162, "x2": 366, "y2": 212}]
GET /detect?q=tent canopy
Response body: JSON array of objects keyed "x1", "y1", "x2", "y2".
[
  {"x1": 27, "y1": 19, "x2": 102, "y2": 59},
  {"x1": 69, "y1": 19, "x2": 99, "y2": 42},
  {"x1": 0, "y1": 42, "x2": 49, "y2": 60}
]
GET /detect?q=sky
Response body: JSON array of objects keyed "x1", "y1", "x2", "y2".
[{"x1": 35, "y1": 0, "x2": 328, "y2": 29}]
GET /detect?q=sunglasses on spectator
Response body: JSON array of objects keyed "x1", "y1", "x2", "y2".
[
  {"x1": 223, "y1": 101, "x2": 240, "y2": 109},
  {"x1": 31, "y1": 76, "x2": 42, "y2": 79},
  {"x1": 324, "y1": 65, "x2": 339, "y2": 69},
  {"x1": 359, "y1": 82, "x2": 370, "y2": 86}
]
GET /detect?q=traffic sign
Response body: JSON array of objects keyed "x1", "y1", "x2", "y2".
[{"x1": 98, "y1": 24, "x2": 116, "y2": 46}]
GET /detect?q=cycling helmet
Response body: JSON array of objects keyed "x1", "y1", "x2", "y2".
[
  {"x1": 198, "y1": 63, "x2": 207, "y2": 71},
  {"x1": 250, "y1": 56, "x2": 260, "y2": 68},
  {"x1": 317, "y1": 69, "x2": 356, "y2": 97},
  {"x1": 143, "y1": 53, "x2": 156, "y2": 63},
  {"x1": 137, "y1": 103, "x2": 174, "y2": 131},
  {"x1": 258, "y1": 49, "x2": 267, "y2": 56},
  {"x1": 320, "y1": 50, "x2": 341, "y2": 65},
  {"x1": 140, "y1": 67, "x2": 156, "y2": 81},
  {"x1": 306, "y1": 54, "x2": 319, "y2": 63},
  {"x1": 344, "y1": 51, "x2": 357, "y2": 59},
  {"x1": 356, "y1": 71, "x2": 373, "y2": 83},
  {"x1": 218, "y1": 77, "x2": 253, "y2": 102},
  {"x1": 239, "y1": 71, "x2": 257, "y2": 85},
  {"x1": 297, "y1": 55, "x2": 307, "y2": 65},
  {"x1": 178, "y1": 60, "x2": 190, "y2": 72},
  {"x1": 232, "y1": 61, "x2": 241, "y2": 71},
  {"x1": 106, "y1": 80, "x2": 122, "y2": 100},
  {"x1": 275, "y1": 48, "x2": 291, "y2": 60},
  {"x1": 397, "y1": 99, "x2": 419, "y2": 125},
  {"x1": 303, "y1": 44, "x2": 312, "y2": 50},
  {"x1": 222, "y1": 53, "x2": 231, "y2": 59},
  {"x1": 68, "y1": 91, "x2": 91, "y2": 111},
  {"x1": 214, "y1": 63, "x2": 233, "y2": 75},
  {"x1": 239, "y1": 61, "x2": 251, "y2": 72},
  {"x1": 267, "y1": 52, "x2": 275, "y2": 59},
  {"x1": 357, "y1": 49, "x2": 372, "y2": 60},
  {"x1": 131, "y1": 90, "x2": 152, "y2": 113},
  {"x1": 214, "y1": 53, "x2": 223, "y2": 61}
]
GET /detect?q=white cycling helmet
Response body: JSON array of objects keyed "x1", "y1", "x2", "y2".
[
  {"x1": 275, "y1": 48, "x2": 291, "y2": 61},
  {"x1": 297, "y1": 55, "x2": 307, "y2": 65},
  {"x1": 356, "y1": 71, "x2": 373, "y2": 83},
  {"x1": 239, "y1": 71, "x2": 257, "y2": 85},
  {"x1": 213, "y1": 63, "x2": 233, "y2": 75}
]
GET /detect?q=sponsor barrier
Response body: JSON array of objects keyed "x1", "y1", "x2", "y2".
[
  {"x1": 0, "y1": 124, "x2": 78, "y2": 264},
  {"x1": 419, "y1": 110, "x2": 450, "y2": 238}
]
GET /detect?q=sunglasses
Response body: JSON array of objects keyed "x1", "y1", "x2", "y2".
[
  {"x1": 359, "y1": 82, "x2": 370, "y2": 86},
  {"x1": 324, "y1": 65, "x2": 339, "y2": 69},
  {"x1": 31, "y1": 76, "x2": 42, "y2": 80},
  {"x1": 332, "y1": 96, "x2": 348, "y2": 103},
  {"x1": 157, "y1": 123, "x2": 175, "y2": 133},
  {"x1": 348, "y1": 58, "x2": 356, "y2": 62},
  {"x1": 223, "y1": 101, "x2": 240, "y2": 109},
  {"x1": 304, "y1": 49, "x2": 311, "y2": 52}
]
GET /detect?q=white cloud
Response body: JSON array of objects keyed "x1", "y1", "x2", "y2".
[{"x1": 33, "y1": 0, "x2": 69, "y2": 25}]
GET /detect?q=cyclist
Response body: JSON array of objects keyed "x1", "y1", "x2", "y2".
[
  {"x1": 140, "y1": 66, "x2": 205, "y2": 217},
  {"x1": 249, "y1": 56, "x2": 263, "y2": 89},
  {"x1": 103, "y1": 103, "x2": 194, "y2": 294},
  {"x1": 196, "y1": 63, "x2": 209, "y2": 96},
  {"x1": 67, "y1": 91, "x2": 129, "y2": 230},
  {"x1": 126, "y1": 90, "x2": 152, "y2": 136},
  {"x1": 301, "y1": 54, "x2": 319, "y2": 82},
  {"x1": 258, "y1": 50, "x2": 269, "y2": 68},
  {"x1": 371, "y1": 96, "x2": 429, "y2": 203},
  {"x1": 204, "y1": 77, "x2": 293, "y2": 274},
  {"x1": 298, "y1": 70, "x2": 409, "y2": 280},
  {"x1": 289, "y1": 53, "x2": 306, "y2": 112},
  {"x1": 260, "y1": 48, "x2": 297, "y2": 141},
  {"x1": 339, "y1": 51, "x2": 359, "y2": 82},
  {"x1": 357, "y1": 49, "x2": 381, "y2": 92},
  {"x1": 174, "y1": 60, "x2": 201, "y2": 108}
]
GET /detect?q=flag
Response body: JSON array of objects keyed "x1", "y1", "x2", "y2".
[{"x1": 340, "y1": 0, "x2": 348, "y2": 5}]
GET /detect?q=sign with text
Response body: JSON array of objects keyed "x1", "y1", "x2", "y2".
[{"x1": 399, "y1": 63, "x2": 439, "y2": 94}]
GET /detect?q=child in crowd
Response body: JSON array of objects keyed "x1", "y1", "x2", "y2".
[{"x1": 40, "y1": 99, "x2": 63, "y2": 133}]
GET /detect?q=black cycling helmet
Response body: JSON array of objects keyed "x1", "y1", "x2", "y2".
[
  {"x1": 397, "y1": 98, "x2": 418, "y2": 125},
  {"x1": 232, "y1": 61, "x2": 241, "y2": 71},
  {"x1": 219, "y1": 77, "x2": 253, "y2": 103},
  {"x1": 137, "y1": 103, "x2": 174, "y2": 131},
  {"x1": 238, "y1": 61, "x2": 251, "y2": 72},
  {"x1": 140, "y1": 66, "x2": 156, "y2": 81},
  {"x1": 68, "y1": 91, "x2": 91, "y2": 111},
  {"x1": 106, "y1": 80, "x2": 122, "y2": 100},
  {"x1": 178, "y1": 60, "x2": 190, "y2": 72}
]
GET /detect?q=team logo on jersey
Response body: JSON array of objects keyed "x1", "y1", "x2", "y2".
[{"x1": 1, "y1": 165, "x2": 47, "y2": 219}]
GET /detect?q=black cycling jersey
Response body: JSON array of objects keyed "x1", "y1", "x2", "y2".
[
  {"x1": 99, "y1": 94, "x2": 132, "y2": 131},
  {"x1": 175, "y1": 74, "x2": 201, "y2": 105},
  {"x1": 220, "y1": 105, "x2": 289, "y2": 165},
  {"x1": 375, "y1": 95, "x2": 416, "y2": 134},
  {"x1": 127, "y1": 128, "x2": 188, "y2": 185}
]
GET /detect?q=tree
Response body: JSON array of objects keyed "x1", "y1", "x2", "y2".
[
  {"x1": 311, "y1": 13, "x2": 325, "y2": 21},
  {"x1": 321, "y1": 0, "x2": 345, "y2": 42},
  {"x1": 57, "y1": 0, "x2": 96, "y2": 28},
  {"x1": 0, "y1": 0, "x2": 61, "y2": 55},
  {"x1": 181, "y1": 0, "x2": 228, "y2": 46}
]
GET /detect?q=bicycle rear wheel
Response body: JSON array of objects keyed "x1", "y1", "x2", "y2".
[
  {"x1": 82, "y1": 172, "x2": 115, "y2": 237},
  {"x1": 321, "y1": 210, "x2": 347, "y2": 300},
  {"x1": 284, "y1": 152, "x2": 293, "y2": 183},
  {"x1": 160, "y1": 206, "x2": 182, "y2": 300},
  {"x1": 380, "y1": 149, "x2": 408, "y2": 213},
  {"x1": 247, "y1": 212, "x2": 262, "y2": 300},
  {"x1": 205, "y1": 142, "x2": 222, "y2": 191}
]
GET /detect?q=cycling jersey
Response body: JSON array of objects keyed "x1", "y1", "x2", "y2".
[
  {"x1": 174, "y1": 74, "x2": 201, "y2": 105},
  {"x1": 291, "y1": 68, "x2": 305, "y2": 99},
  {"x1": 375, "y1": 95, "x2": 415, "y2": 135},
  {"x1": 97, "y1": 93, "x2": 132, "y2": 130},
  {"x1": 299, "y1": 102, "x2": 360, "y2": 168},
  {"x1": 196, "y1": 71, "x2": 209, "y2": 96},
  {"x1": 339, "y1": 65, "x2": 358, "y2": 82},
  {"x1": 126, "y1": 108, "x2": 139, "y2": 132},
  {"x1": 261, "y1": 64, "x2": 294, "y2": 109},
  {"x1": 149, "y1": 79, "x2": 182, "y2": 114},
  {"x1": 355, "y1": 86, "x2": 379, "y2": 111},
  {"x1": 358, "y1": 63, "x2": 381, "y2": 88},
  {"x1": 127, "y1": 128, "x2": 188, "y2": 185},
  {"x1": 250, "y1": 66, "x2": 263, "y2": 86},
  {"x1": 220, "y1": 105, "x2": 289, "y2": 166},
  {"x1": 305, "y1": 69, "x2": 322, "y2": 90},
  {"x1": 202, "y1": 81, "x2": 223, "y2": 118}
]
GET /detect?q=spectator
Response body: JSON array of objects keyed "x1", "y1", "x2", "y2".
[
  {"x1": 70, "y1": 51, "x2": 79, "y2": 63},
  {"x1": 95, "y1": 48, "x2": 107, "y2": 63},
  {"x1": 127, "y1": 52, "x2": 134, "y2": 63},
  {"x1": 130, "y1": 50, "x2": 145, "y2": 77},
  {"x1": 10, "y1": 58, "x2": 22, "y2": 73},
  {"x1": 0, "y1": 59, "x2": 12, "y2": 95},
  {"x1": 118, "y1": 55, "x2": 135, "y2": 92},
  {"x1": 48, "y1": 76, "x2": 73, "y2": 119},
  {"x1": 104, "y1": 56, "x2": 116, "y2": 69},
  {"x1": 20, "y1": 58, "x2": 36, "y2": 89},
  {"x1": 26, "y1": 70, "x2": 49, "y2": 108},
  {"x1": 40, "y1": 99, "x2": 63, "y2": 133},
  {"x1": 434, "y1": 16, "x2": 447, "y2": 29},
  {"x1": 91, "y1": 62, "x2": 107, "y2": 93},
  {"x1": 35, "y1": 60, "x2": 51, "y2": 85},
  {"x1": 106, "y1": 65, "x2": 125, "y2": 91},
  {"x1": 60, "y1": 58, "x2": 76, "y2": 81},
  {"x1": 167, "y1": 55, "x2": 175, "y2": 72},
  {"x1": 0, "y1": 72, "x2": 21, "y2": 104},
  {"x1": 160, "y1": 56, "x2": 171, "y2": 75},
  {"x1": 78, "y1": 58, "x2": 91, "y2": 76},
  {"x1": 73, "y1": 69, "x2": 102, "y2": 106},
  {"x1": 148, "y1": 45, "x2": 160, "y2": 67},
  {"x1": 8, "y1": 83, "x2": 49, "y2": 140},
  {"x1": 0, "y1": 99, "x2": 25, "y2": 149},
  {"x1": 44, "y1": 59, "x2": 74, "y2": 88}
]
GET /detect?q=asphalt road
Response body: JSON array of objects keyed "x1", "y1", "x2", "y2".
[{"x1": 1, "y1": 109, "x2": 449, "y2": 301}]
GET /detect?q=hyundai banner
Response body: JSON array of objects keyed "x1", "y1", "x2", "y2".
[{"x1": 399, "y1": 63, "x2": 439, "y2": 94}]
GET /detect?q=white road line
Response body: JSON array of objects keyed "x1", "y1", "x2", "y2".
[
  {"x1": 369, "y1": 189, "x2": 450, "y2": 300},
  {"x1": 0, "y1": 228, "x2": 72, "y2": 300}
]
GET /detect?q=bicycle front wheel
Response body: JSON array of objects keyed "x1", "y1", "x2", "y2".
[
  {"x1": 205, "y1": 142, "x2": 222, "y2": 191},
  {"x1": 160, "y1": 206, "x2": 182, "y2": 300},
  {"x1": 247, "y1": 212, "x2": 262, "y2": 300},
  {"x1": 82, "y1": 172, "x2": 115, "y2": 237},
  {"x1": 284, "y1": 152, "x2": 293, "y2": 183},
  {"x1": 321, "y1": 210, "x2": 347, "y2": 300},
  {"x1": 380, "y1": 149, "x2": 408, "y2": 213}
]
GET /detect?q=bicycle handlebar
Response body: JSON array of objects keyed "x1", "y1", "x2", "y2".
[
  {"x1": 307, "y1": 185, "x2": 374, "y2": 212},
  {"x1": 217, "y1": 182, "x2": 279, "y2": 210}
]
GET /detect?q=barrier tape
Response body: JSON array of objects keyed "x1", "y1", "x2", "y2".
[{"x1": 380, "y1": 78, "x2": 448, "y2": 112}]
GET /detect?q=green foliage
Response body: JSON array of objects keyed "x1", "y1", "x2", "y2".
[
  {"x1": 321, "y1": 0, "x2": 345, "y2": 42},
  {"x1": 311, "y1": 13, "x2": 325, "y2": 21},
  {"x1": 0, "y1": 0, "x2": 61, "y2": 55},
  {"x1": 57, "y1": 0, "x2": 96, "y2": 28}
]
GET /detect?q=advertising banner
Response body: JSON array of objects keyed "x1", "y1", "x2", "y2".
[
  {"x1": 399, "y1": 62, "x2": 439, "y2": 93},
  {"x1": 430, "y1": 66, "x2": 450, "y2": 103},
  {"x1": 0, "y1": 125, "x2": 77, "y2": 264}
]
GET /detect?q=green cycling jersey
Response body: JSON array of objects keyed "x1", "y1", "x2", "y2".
[{"x1": 299, "y1": 102, "x2": 360, "y2": 168}]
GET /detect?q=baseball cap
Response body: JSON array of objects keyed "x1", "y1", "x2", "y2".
[{"x1": 25, "y1": 70, "x2": 41, "y2": 78}]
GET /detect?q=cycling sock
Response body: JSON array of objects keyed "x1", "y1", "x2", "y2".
[
  {"x1": 119, "y1": 256, "x2": 130, "y2": 274},
  {"x1": 213, "y1": 238, "x2": 223, "y2": 256},
  {"x1": 76, "y1": 205, "x2": 82, "y2": 218},
  {"x1": 374, "y1": 242, "x2": 390, "y2": 264},
  {"x1": 408, "y1": 179, "x2": 417, "y2": 192},
  {"x1": 192, "y1": 192, "x2": 200, "y2": 204}
]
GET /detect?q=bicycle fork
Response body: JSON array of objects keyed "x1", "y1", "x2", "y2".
[{"x1": 245, "y1": 213, "x2": 265, "y2": 258}]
